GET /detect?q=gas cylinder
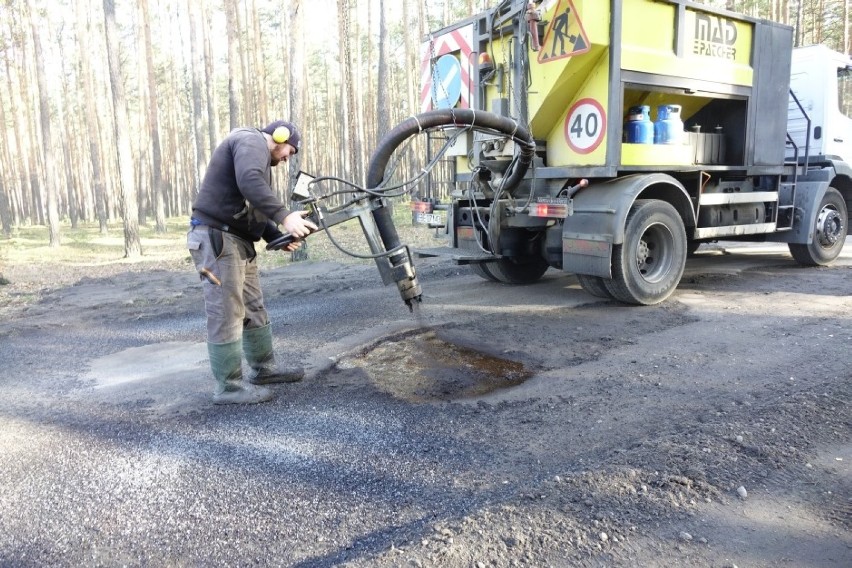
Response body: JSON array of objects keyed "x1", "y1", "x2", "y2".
[
  {"x1": 624, "y1": 105, "x2": 653, "y2": 144},
  {"x1": 654, "y1": 104, "x2": 684, "y2": 144}
]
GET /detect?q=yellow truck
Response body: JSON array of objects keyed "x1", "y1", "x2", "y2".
[{"x1": 371, "y1": 0, "x2": 851, "y2": 305}]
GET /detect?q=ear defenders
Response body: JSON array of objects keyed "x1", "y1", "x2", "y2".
[{"x1": 272, "y1": 126, "x2": 291, "y2": 144}]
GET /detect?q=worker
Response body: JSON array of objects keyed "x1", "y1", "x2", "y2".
[{"x1": 187, "y1": 120, "x2": 318, "y2": 405}]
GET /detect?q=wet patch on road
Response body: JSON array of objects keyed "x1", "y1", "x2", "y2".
[{"x1": 336, "y1": 328, "x2": 535, "y2": 403}]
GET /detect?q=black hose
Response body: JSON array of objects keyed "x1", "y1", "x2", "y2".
[
  {"x1": 366, "y1": 109, "x2": 535, "y2": 193},
  {"x1": 365, "y1": 109, "x2": 536, "y2": 254}
]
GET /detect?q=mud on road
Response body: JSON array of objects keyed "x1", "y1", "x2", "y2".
[{"x1": 0, "y1": 241, "x2": 850, "y2": 567}]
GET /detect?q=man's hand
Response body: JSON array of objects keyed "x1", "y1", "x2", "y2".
[
  {"x1": 282, "y1": 210, "x2": 318, "y2": 239},
  {"x1": 282, "y1": 240, "x2": 303, "y2": 252}
]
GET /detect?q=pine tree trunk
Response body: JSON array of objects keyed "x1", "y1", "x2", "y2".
[
  {"x1": 250, "y1": 0, "x2": 267, "y2": 123},
  {"x1": 201, "y1": 0, "x2": 219, "y2": 152},
  {"x1": 403, "y1": 0, "x2": 415, "y2": 115},
  {"x1": 225, "y1": 0, "x2": 242, "y2": 129},
  {"x1": 189, "y1": 0, "x2": 207, "y2": 196},
  {"x1": 337, "y1": 0, "x2": 351, "y2": 179},
  {"x1": 30, "y1": 13, "x2": 61, "y2": 247},
  {"x1": 377, "y1": 0, "x2": 389, "y2": 147},
  {"x1": 342, "y1": 2, "x2": 361, "y2": 185},
  {"x1": 141, "y1": 0, "x2": 166, "y2": 233},
  {"x1": 287, "y1": 1, "x2": 305, "y2": 199},
  {"x1": 103, "y1": 0, "x2": 142, "y2": 258},
  {"x1": 57, "y1": 88, "x2": 79, "y2": 229},
  {"x1": 0, "y1": 83, "x2": 12, "y2": 237},
  {"x1": 17, "y1": 4, "x2": 45, "y2": 226},
  {"x1": 77, "y1": 0, "x2": 108, "y2": 234}
]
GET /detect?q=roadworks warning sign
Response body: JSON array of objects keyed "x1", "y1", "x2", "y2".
[{"x1": 538, "y1": 0, "x2": 591, "y2": 64}]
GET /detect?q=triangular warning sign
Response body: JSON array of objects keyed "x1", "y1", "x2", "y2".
[{"x1": 537, "y1": 0, "x2": 591, "y2": 64}]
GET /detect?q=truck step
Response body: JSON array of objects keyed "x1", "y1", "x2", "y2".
[
  {"x1": 776, "y1": 204, "x2": 795, "y2": 230},
  {"x1": 698, "y1": 191, "x2": 778, "y2": 205},
  {"x1": 694, "y1": 222, "x2": 778, "y2": 239}
]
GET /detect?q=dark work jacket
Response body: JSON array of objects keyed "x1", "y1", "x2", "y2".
[{"x1": 192, "y1": 128, "x2": 291, "y2": 242}]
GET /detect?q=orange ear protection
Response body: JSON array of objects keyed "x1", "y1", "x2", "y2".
[{"x1": 272, "y1": 126, "x2": 291, "y2": 144}]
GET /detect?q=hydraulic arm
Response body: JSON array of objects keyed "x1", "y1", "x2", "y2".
[{"x1": 266, "y1": 176, "x2": 422, "y2": 310}]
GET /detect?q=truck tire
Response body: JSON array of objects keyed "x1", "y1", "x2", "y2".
[
  {"x1": 605, "y1": 199, "x2": 687, "y2": 305},
  {"x1": 470, "y1": 262, "x2": 499, "y2": 282},
  {"x1": 484, "y1": 257, "x2": 549, "y2": 284},
  {"x1": 789, "y1": 187, "x2": 848, "y2": 266},
  {"x1": 577, "y1": 274, "x2": 614, "y2": 299}
]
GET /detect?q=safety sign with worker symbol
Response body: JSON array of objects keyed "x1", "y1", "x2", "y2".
[{"x1": 538, "y1": 0, "x2": 590, "y2": 64}]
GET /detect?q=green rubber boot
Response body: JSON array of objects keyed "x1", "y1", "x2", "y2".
[
  {"x1": 243, "y1": 324, "x2": 305, "y2": 385},
  {"x1": 208, "y1": 340, "x2": 274, "y2": 404}
]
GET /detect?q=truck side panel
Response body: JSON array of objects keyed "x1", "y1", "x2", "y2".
[{"x1": 750, "y1": 23, "x2": 793, "y2": 167}]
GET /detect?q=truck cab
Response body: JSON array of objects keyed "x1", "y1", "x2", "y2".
[{"x1": 788, "y1": 45, "x2": 852, "y2": 166}]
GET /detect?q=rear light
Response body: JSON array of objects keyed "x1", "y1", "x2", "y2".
[
  {"x1": 457, "y1": 226, "x2": 475, "y2": 239},
  {"x1": 411, "y1": 201, "x2": 433, "y2": 214},
  {"x1": 530, "y1": 200, "x2": 571, "y2": 218}
]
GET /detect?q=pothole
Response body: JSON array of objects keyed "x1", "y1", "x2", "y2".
[{"x1": 337, "y1": 328, "x2": 534, "y2": 403}]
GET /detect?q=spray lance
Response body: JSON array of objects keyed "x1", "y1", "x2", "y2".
[{"x1": 265, "y1": 173, "x2": 423, "y2": 311}]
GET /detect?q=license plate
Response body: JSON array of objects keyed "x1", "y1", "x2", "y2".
[{"x1": 414, "y1": 212, "x2": 443, "y2": 225}]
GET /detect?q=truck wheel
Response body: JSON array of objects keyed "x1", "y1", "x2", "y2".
[
  {"x1": 605, "y1": 199, "x2": 687, "y2": 305},
  {"x1": 484, "y1": 256, "x2": 549, "y2": 284},
  {"x1": 788, "y1": 187, "x2": 848, "y2": 266},
  {"x1": 470, "y1": 262, "x2": 499, "y2": 282},
  {"x1": 577, "y1": 274, "x2": 613, "y2": 299}
]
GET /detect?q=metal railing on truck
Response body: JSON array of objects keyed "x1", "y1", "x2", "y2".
[{"x1": 779, "y1": 88, "x2": 813, "y2": 230}]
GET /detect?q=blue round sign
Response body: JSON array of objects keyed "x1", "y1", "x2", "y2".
[{"x1": 430, "y1": 54, "x2": 462, "y2": 109}]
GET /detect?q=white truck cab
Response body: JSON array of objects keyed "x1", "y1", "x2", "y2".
[{"x1": 788, "y1": 44, "x2": 852, "y2": 165}]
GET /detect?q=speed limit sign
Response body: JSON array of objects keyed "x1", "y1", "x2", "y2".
[{"x1": 564, "y1": 98, "x2": 606, "y2": 154}]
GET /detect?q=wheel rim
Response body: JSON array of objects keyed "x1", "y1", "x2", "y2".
[
  {"x1": 816, "y1": 205, "x2": 844, "y2": 248},
  {"x1": 635, "y1": 222, "x2": 675, "y2": 283}
]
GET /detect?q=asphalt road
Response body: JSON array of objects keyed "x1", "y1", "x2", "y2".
[{"x1": 0, "y1": 240, "x2": 850, "y2": 567}]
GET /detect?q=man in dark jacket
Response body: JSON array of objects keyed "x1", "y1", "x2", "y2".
[{"x1": 188, "y1": 120, "x2": 318, "y2": 404}]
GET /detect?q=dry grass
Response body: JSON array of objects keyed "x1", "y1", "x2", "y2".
[
  {"x1": 260, "y1": 200, "x2": 446, "y2": 268},
  {"x1": 0, "y1": 200, "x2": 446, "y2": 300}
]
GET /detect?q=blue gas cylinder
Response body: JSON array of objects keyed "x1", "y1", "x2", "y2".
[
  {"x1": 654, "y1": 104, "x2": 684, "y2": 144},
  {"x1": 624, "y1": 105, "x2": 653, "y2": 144}
]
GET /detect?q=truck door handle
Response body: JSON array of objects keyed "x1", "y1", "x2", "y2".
[{"x1": 834, "y1": 138, "x2": 844, "y2": 143}]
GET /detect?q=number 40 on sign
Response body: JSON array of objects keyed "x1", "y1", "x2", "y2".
[{"x1": 564, "y1": 98, "x2": 606, "y2": 154}]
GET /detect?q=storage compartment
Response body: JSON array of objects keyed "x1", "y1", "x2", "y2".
[{"x1": 621, "y1": 85, "x2": 747, "y2": 167}]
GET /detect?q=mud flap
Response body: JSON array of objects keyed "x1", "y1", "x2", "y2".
[
  {"x1": 562, "y1": 236, "x2": 612, "y2": 278},
  {"x1": 561, "y1": 173, "x2": 692, "y2": 278}
]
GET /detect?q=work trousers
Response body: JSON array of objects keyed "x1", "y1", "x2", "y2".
[{"x1": 187, "y1": 225, "x2": 269, "y2": 344}]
